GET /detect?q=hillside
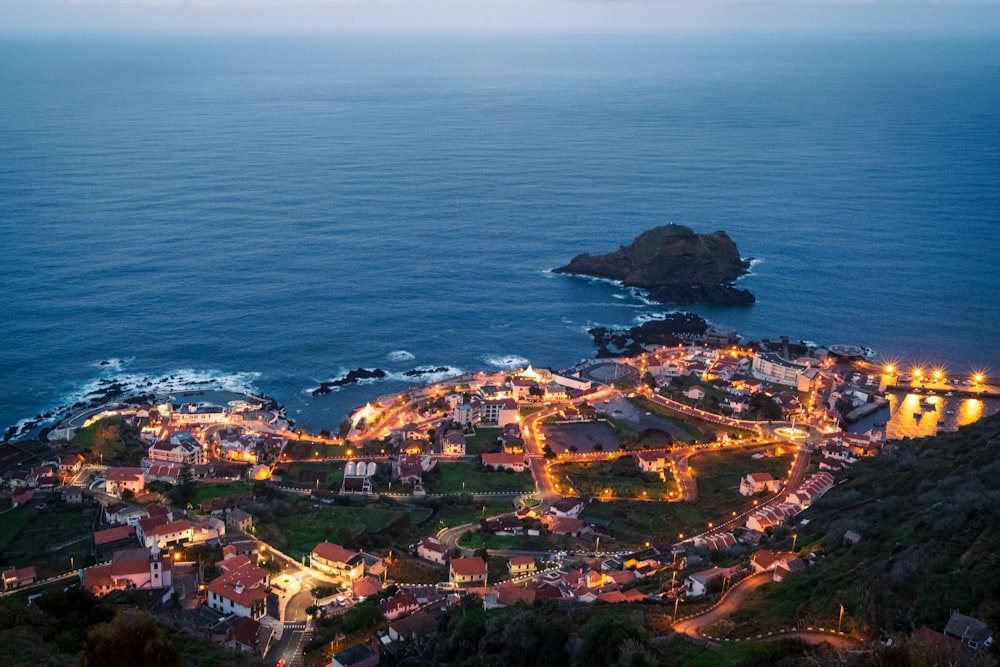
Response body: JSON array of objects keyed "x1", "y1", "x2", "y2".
[{"x1": 726, "y1": 412, "x2": 1000, "y2": 645}]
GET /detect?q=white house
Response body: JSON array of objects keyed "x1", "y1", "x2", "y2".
[{"x1": 739, "y1": 472, "x2": 781, "y2": 496}]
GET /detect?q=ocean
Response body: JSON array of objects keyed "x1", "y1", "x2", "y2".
[{"x1": 1, "y1": 33, "x2": 998, "y2": 436}]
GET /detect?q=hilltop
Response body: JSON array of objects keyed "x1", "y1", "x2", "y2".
[{"x1": 554, "y1": 224, "x2": 755, "y2": 306}]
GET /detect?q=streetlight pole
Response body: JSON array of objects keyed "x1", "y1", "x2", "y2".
[
  {"x1": 673, "y1": 596, "x2": 681, "y2": 622},
  {"x1": 838, "y1": 604, "x2": 844, "y2": 633},
  {"x1": 791, "y1": 534, "x2": 798, "y2": 552}
]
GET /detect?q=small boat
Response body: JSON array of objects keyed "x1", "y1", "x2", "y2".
[
  {"x1": 920, "y1": 399, "x2": 936, "y2": 411},
  {"x1": 914, "y1": 411, "x2": 923, "y2": 418},
  {"x1": 945, "y1": 391, "x2": 954, "y2": 397},
  {"x1": 945, "y1": 410, "x2": 954, "y2": 415}
]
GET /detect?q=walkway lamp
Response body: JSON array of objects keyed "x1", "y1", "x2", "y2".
[{"x1": 838, "y1": 604, "x2": 845, "y2": 633}]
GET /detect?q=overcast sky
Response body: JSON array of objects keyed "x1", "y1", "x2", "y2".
[{"x1": 2, "y1": 0, "x2": 999, "y2": 34}]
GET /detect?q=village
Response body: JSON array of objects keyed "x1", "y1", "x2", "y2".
[{"x1": 1, "y1": 333, "x2": 996, "y2": 666}]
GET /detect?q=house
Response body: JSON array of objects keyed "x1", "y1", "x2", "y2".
[
  {"x1": 93, "y1": 525, "x2": 137, "y2": 556},
  {"x1": 2, "y1": 566, "x2": 36, "y2": 591},
  {"x1": 104, "y1": 467, "x2": 145, "y2": 497},
  {"x1": 772, "y1": 557, "x2": 805, "y2": 582},
  {"x1": 449, "y1": 557, "x2": 487, "y2": 588},
  {"x1": 686, "y1": 565, "x2": 740, "y2": 597},
  {"x1": 58, "y1": 455, "x2": 83, "y2": 477},
  {"x1": 543, "y1": 515, "x2": 586, "y2": 537},
  {"x1": 82, "y1": 546, "x2": 173, "y2": 596},
  {"x1": 216, "y1": 428, "x2": 258, "y2": 463},
  {"x1": 342, "y1": 461, "x2": 375, "y2": 495},
  {"x1": 481, "y1": 452, "x2": 526, "y2": 472},
  {"x1": 943, "y1": 613, "x2": 994, "y2": 651},
  {"x1": 206, "y1": 556, "x2": 270, "y2": 620},
  {"x1": 103, "y1": 501, "x2": 147, "y2": 526},
  {"x1": 549, "y1": 497, "x2": 585, "y2": 518},
  {"x1": 148, "y1": 435, "x2": 204, "y2": 465},
  {"x1": 507, "y1": 556, "x2": 536, "y2": 577},
  {"x1": 139, "y1": 519, "x2": 193, "y2": 549},
  {"x1": 331, "y1": 643, "x2": 379, "y2": 667},
  {"x1": 311, "y1": 541, "x2": 364, "y2": 580},
  {"x1": 685, "y1": 386, "x2": 706, "y2": 401},
  {"x1": 223, "y1": 616, "x2": 272, "y2": 656},
  {"x1": 435, "y1": 423, "x2": 467, "y2": 457},
  {"x1": 739, "y1": 472, "x2": 781, "y2": 496},
  {"x1": 379, "y1": 590, "x2": 419, "y2": 620},
  {"x1": 11, "y1": 489, "x2": 34, "y2": 508},
  {"x1": 387, "y1": 609, "x2": 438, "y2": 642},
  {"x1": 353, "y1": 575, "x2": 382, "y2": 600},
  {"x1": 226, "y1": 508, "x2": 254, "y2": 533},
  {"x1": 634, "y1": 451, "x2": 666, "y2": 473},
  {"x1": 416, "y1": 536, "x2": 449, "y2": 565},
  {"x1": 62, "y1": 486, "x2": 84, "y2": 503},
  {"x1": 144, "y1": 462, "x2": 183, "y2": 485},
  {"x1": 749, "y1": 549, "x2": 782, "y2": 574}
]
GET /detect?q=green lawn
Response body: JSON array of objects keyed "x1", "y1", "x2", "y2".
[
  {"x1": 274, "y1": 504, "x2": 433, "y2": 559},
  {"x1": 426, "y1": 463, "x2": 534, "y2": 495},
  {"x1": 434, "y1": 500, "x2": 518, "y2": 529},
  {"x1": 190, "y1": 482, "x2": 251, "y2": 505},
  {"x1": 551, "y1": 457, "x2": 674, "y2": 500},
  {"x1": 463, "y1": 428, "x2": 502, "y2": 456}
]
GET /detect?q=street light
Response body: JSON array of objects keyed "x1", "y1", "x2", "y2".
[
  {"x1": 838, "y1": 604, "x2": 845, "y2": 633},
  {"x1": 791, "y1": 534, "x2": 798, "y2": 551}
]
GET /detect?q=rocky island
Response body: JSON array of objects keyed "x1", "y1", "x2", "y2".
[{"x1": 554, "y1": 223, "x2": 755, "y2": 306}]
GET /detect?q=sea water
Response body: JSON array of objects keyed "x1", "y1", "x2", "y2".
[{"x1": 1, "y1": 34, "x2": 998, "y2": 435}]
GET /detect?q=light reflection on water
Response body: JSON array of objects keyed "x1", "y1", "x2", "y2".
[{"x1": 879, "y1": 393, "x2": 996, "y2": 439}]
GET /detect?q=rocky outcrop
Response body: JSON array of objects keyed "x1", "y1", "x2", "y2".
[
  {"x1": 590, "y1": 312, "x2": 710, "y2": 357},
  {"x1": 554, "y1": 224, "x2": 754, "y2": 306}
]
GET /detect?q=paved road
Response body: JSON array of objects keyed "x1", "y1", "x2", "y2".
[{"x1": 672, "y1": 572, "x2": 862, "y2": 650}]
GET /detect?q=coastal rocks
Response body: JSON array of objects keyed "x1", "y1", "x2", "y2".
[
  {"x1": 554, "y1": 223, "x2": 755, "y2": 306},
  {"x1": 590, "y1": 312, "x2": 710, "y2": 357},
  {"x1": 312, "y1": 368, "x2": 387, "y2": 395},
  {"x1": 403, "y1": 367, "x2": 450, "y2": 377}
]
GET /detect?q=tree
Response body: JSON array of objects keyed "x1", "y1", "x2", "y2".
[
  {"x1": 169, "y1": 465, "x2": 196, "y2": 506},
  {"x1": 81, "y1": 612, "x2": 179, "y2": 667}
]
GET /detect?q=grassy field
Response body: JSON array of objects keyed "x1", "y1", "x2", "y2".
[
  {"x1": 463, "y1": 427, "x2": 502, "y2": 456},
  {"x1": 690, "y1": 445, "x2": 794, "y2": 498},
  {"x1": 71, "y1": 418, "x2": 126, "y2": 460},
  {"x1": 190, "y1": 482, "x2": 252, "y2": 505},
  {"x1": 426, "y1": 462, "x2": 534, "y2": 494},
  {"x1": 274, "y1": 503, "x2": 433, "y2": 559},
  {"x1": 550, "y1": 457, "x2": 675, "y2": 500},
  {"x1": 0, "y1": 499, "x2": 98, "y2": 577},
  {"x1": 434, "y1": 500, "x2": 519, "y2": 529}
]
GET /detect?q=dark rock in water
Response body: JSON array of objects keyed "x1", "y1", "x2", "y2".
[
  {"x1": 4, "y1": 425, "x2": 16, "y2": 441},
  {"x1": 590, "y1": 312, "x2": 710, "y2": 357},
  {"x1": 403, "y1": 367, "x2": 450, "y2": 377},
  {"x1": 99, "y1": 360, "x2": 112, "y2": 366},
  {"x1": 554, "y1": 224, "x2": 754, "y2": 306},
  {"x1": 312, "y1": 368, "x2": 387, "y2": 395}
]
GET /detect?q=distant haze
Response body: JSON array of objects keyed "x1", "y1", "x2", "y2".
[{"x1": 2, "y1": 0, "x2": 1000, "y2": 34}]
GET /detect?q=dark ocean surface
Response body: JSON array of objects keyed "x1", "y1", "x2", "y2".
[{"x1": 1, "y1": 34, "x2": 998, "y2": 435}]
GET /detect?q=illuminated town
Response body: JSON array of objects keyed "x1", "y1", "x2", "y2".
[{"x1": 1, "y1": 331, "x2": 996, "y2": 666}]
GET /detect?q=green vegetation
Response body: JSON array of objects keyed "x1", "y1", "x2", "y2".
[
  {"x1": 463, "y1": 427, "x2": 502, "y2": 456},
  {"x1": 72, "y1": 418, "x2": 126, "y2": 461},
  {"x1": 0, "y1": 500, "x2": 96, "y2": 578},
  {"x1": 0, "y1": 588, "x2": 262, "y2": 667},
  {"x1": 189, "y1": 482, "x2": 251, "y2": 506},
  {"x1": 690, "y1": 444, "x2": 794, "y2": 498},
  {"x1": 425, "y1": 462, "x2": 534, "y2": 494},
  {"x1": 551, "y1": 456, "x2": 674, "y2": 499},
  {"x1": 727, "y1": 411, "x2": 1000, "y2": 643},
  {"x1": 269, "y1": 502, "x2": 431, "y2": 559},
  {"x1": 633, "y1": 396, "x2": 753, "y2": 441}
]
